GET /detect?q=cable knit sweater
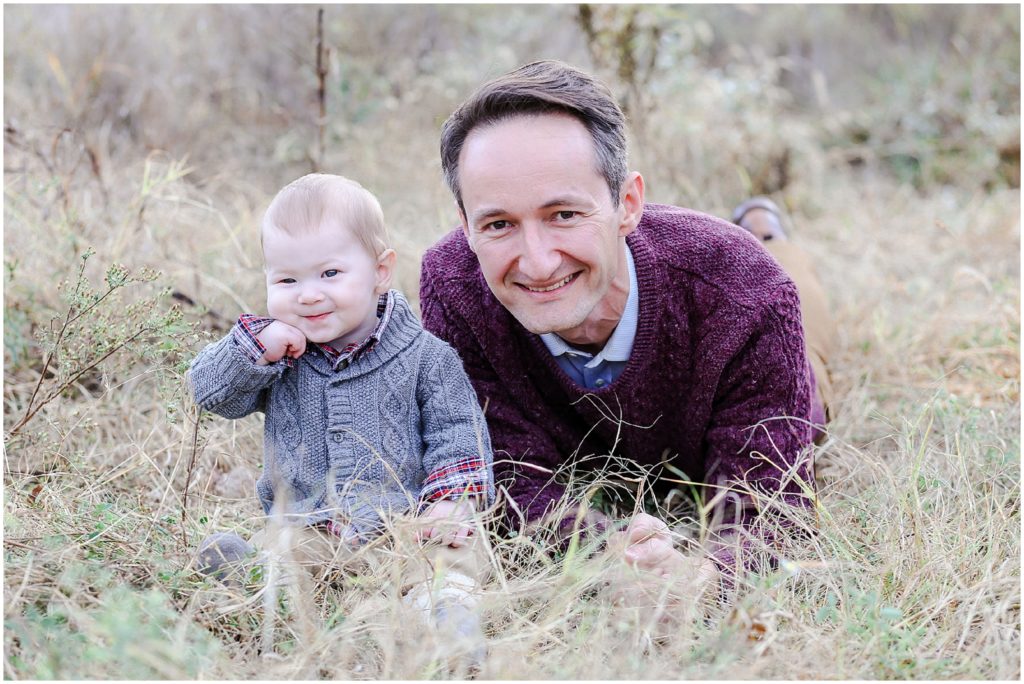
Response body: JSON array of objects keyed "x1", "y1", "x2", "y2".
[
  {"x1": 419, "y1": 204, "x2": 815, "y2": 574},
  {"x1": 188, "y1": 291, "x2": 494, "y2": 538}
]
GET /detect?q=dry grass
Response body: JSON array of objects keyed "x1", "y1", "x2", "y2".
[{"x1": 3, "y1": 4, "x2": 1020, "y2": 680}]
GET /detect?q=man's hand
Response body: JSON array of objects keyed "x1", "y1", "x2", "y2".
[
  {"x1": 255, "y1": 321, "x2": 307, "y2": 365},
  {"x1": 609, "y1": 512, "x2": 720, "y2": 589},
  {"x1": 610, "y1": 512, "x2": 685, "y2": 578},
  {"x1": 605, "y1": 512, "x2": 721, "y2": 617},
  {"x1": 417, "y1": 499, "x2": 477, "y2": 548}
]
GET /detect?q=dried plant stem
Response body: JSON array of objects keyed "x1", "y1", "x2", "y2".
[
  {"x1": 9, "y1": 324, "x2": 161, "y2": 438},
  {"x1": 315, "y1": 7, "x2": 327, "y2": 171},
  {"x1": 180, "y1": 405, "x2": 203, "y2": 548},
  {"x1": 18, "y1": 255, "x2": 90, "y2": 429}
]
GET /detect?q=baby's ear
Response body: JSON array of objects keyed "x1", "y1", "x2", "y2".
[{"x1": 375, "y1": 248, "x2": 397, "y2": 293}]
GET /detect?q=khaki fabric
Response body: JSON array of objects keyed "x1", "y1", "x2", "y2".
[
  {"x1": 762, "y1": 240, "x2": 838, "y2": 419},
  {"x1": 250, "y1": 520, "x2": 490, "y2": 600}
]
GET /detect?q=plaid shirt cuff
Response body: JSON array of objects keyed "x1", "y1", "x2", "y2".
[
  {"x1": 421, "y1": 456, "x2": 490, "y2": 503},
  {"x1": 232, "y1": 314, "x2": 279, "y2": 365}
]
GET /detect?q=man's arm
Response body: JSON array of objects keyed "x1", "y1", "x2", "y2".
[
  {"x1": 702, "y1": 283, "x2": 816, "y2": 579},
  {"x1": 416, "y1": 342, "x2": 495, "y2": 508},
  {"x1": 602, "y1": 284, "x2": 812, "y2": 598}
]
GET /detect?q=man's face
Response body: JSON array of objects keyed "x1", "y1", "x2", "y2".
[
  {"x1": 263, "y1": 224, "x2": 391, "y2": 348},
  {"x1": 457, "y1": 113, "x2": 643, "y2": 341}
]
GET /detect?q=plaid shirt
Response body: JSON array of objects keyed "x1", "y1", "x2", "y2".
[
  {"x1": 233, "y1": 294, "x2": 393, "y2": 371},
  {"x1": 229, "y1": 292, "x2": 489, "y2": 524}
]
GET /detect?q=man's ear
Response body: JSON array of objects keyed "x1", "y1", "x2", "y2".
[
  {"x1": 617, "y1": 171, "x2": 645, "y2": 237},
  {"x1": 375, "y1": 248, "x2": 397, "y2": 294}
]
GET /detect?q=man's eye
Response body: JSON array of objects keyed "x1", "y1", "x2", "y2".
[
  {"x1": 555, "y1": 210, "x2": 577, "y2": 221},
  {"x1": 323, "y1": 269, "x2": 339, "y2": 278},
  {"x1": 484, "y1": 220, "x2": 511, "y2": 231}
]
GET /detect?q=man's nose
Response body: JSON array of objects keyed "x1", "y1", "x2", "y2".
[{"x1": 516, "y1": 223, "x2": 560, "y2": 280}]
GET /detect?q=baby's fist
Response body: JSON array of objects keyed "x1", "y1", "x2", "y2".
[{"x1": 256, "y1": 321, "x2": 306, "y2": 365}]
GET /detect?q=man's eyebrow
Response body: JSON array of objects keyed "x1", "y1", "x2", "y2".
[
  {"x1": 469, "y1": 207, "x2": 507, "y2": 225},
  {"x1": 539, "y1": 196, "x2": 587, "y2": 210},
  {"x1": 469, "y1": 196, "x2": 590, "y2": 224}
]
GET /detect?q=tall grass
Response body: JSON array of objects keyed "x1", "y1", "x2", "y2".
[{"x1": 4, "y1": 4, "x2": 1019, "y2": 679}]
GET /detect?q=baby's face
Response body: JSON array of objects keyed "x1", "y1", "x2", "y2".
[{"x1": 263, "y1": 223, "x2": 386, "y2": 349}]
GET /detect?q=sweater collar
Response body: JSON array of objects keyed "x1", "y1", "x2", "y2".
[
  {"x1": 540, "y1": 242, "x2": 638, "y2": 365},
  {"x1": 314, "y1": 292, "x2": 394, "y2": 370},
  {"x1": 524, "y1": 207, "x2": 665, "y2": 393},
  {"x1": 303, "y1": 289, "x2": 421, "y2": 378}
]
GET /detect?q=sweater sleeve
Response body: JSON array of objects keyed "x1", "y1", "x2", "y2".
[
  {"x1": 702, "y1": 284, "x2": 816, "y2": 580},
  {"x1": 420, "y1": 268, "x2": 567, "y2": 532},
  {"x1": 416, "y1": 342, "x2": 496, "y2": 507},
  {"x1": 187, "y1": 322, "x2": 287, "y2": 419}
]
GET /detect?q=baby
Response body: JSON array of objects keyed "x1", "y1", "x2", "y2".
[{"x1": 188, "y1": 173, "x2": 494, "y2": 645}]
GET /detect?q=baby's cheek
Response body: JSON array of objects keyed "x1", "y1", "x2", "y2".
[{"x1": 266, "y1": 291, "x2": 287, "y2": 320}]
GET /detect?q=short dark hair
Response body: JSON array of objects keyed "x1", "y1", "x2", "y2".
[{"x1": 440, "y1": 60, "x2": 628, "y2": 213}]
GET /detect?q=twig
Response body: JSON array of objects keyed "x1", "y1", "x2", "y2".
[
  {"x1": 20, "y1": 254, "x2": 91, "y2": 425},
  {"x1": 9, "y1": 324, "x2": 160, "y2": 437},
  {"x1": 315, "y1": 6, "x2": 327, "y2": 171},
  {"x1": 14, "y1": 254, "x2": 127, "y2": 437},
  {"x1": 180, "y1": 403, "x2": 203, "y2": 548}
]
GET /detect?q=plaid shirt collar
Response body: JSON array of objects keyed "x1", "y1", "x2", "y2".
[
  {"x1": 314, "y1": 292, "x2": 394, "y2": 370},
  {"x1": 233, "y1": 292, "x2": 395, "y2": 372}
]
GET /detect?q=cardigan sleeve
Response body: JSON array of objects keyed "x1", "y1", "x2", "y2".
[
  {"x1": 420, "y1": 270, "x2": 568, "y2": 532},
  {"x1": 187, "y1": 321, "x2": 287, "y2": 419},
  {"x1": 701, "y1": 284, "x2": 817, "y2": 580},
  {"x1": 416, "y1": 342, "x2": 495, "y2": 507}
]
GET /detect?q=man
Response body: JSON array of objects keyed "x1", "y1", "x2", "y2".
[{"x1": 419, "y1": 60, "x2": 836, "y2": 597}]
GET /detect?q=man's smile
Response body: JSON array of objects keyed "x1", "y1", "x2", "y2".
[{"x1": 517, "y1": 272, "x2": 580, "y2": 294}]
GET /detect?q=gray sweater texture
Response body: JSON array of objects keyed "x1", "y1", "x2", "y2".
[{"x1": 188, "y1": 291, "x2": 494, "y2": 537}]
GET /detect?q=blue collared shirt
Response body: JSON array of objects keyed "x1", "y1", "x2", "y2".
[{"x1": 540, "y1": 244, "x2": 638, "y2": 389}]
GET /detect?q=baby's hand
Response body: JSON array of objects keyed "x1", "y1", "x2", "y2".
[
  {"x1": 255, "y1": 321, "x2": 306, "y2": 365},
  {"x1": 417, "y1": 499, "x2": 477, "y2": 548}
]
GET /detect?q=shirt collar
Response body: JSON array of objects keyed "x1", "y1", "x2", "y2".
[
  {"x1": 314, "y1": 291, "x2": 393, "y2": 370},
  {"x1": 540, "y1": 243, "x2": 638, "y2": 366}
]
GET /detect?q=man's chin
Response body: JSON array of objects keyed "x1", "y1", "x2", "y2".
[{"x1": 510, "y1": 308, "x2": 585, "y2": 337}]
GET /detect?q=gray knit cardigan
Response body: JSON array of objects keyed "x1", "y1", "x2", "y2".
[{"x1": 188, "y1": 291, "x2": 494, "y2": 537}]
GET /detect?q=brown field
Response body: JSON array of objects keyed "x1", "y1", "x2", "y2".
[{"x1": 3, "y1": 5, "x2": 1020, "y2": 679}]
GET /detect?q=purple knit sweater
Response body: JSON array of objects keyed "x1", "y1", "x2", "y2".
[{"x1": 420, "y1": 203, "x2": 816, "y2": 574}]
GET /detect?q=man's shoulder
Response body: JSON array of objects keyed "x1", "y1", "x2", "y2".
[
  {"x1": 420, "y1": 227, "x2": 498, "y2": 335},
  {"x1": 422, "y1": 228, "x2": 480, "y2": 285},
  {"x1": 635, "y1": 203, "x2": 795, "y2": 308}
]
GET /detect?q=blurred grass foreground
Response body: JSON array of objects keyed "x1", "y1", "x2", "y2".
[{"x1": 3, "y1": 4, "x2": 1020, "y2": 679}]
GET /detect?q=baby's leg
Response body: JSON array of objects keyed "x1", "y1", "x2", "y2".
[
  {"x1": 393, "y1": 520, "x2": 491, "y2": 666},
  {"x1": 250, "y1": 523, "x2": 376, "y2": 587},
  {"x1": 395, "y1": 518, "x2": 489, "y2": 602}
]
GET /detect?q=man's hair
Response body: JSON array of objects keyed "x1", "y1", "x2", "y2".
[
  {"x1": 262, "y1": 173, "x2": 390, "y2": 257},
  {"x1": 440, "y1": 60, "x2": 629, "y2": 213}
]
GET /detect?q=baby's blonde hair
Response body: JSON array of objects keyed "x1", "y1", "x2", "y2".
[{"x1": 262, "y1": 173, "x2": 391, "y2": 257}]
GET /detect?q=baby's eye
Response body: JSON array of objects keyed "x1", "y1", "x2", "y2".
[
  {"x1": 278, "y1": 277, "x2": 296, "y2": 284},
  {"x1": 323, "y1": 269, "x2": 339, "y2": 278}
]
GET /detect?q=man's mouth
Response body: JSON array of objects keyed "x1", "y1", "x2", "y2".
[{"x1": 520, "y1": 273, "x2": 578, "y2": 293}]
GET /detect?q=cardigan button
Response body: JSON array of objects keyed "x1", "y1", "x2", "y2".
[{"x1": 332, "y1": 433, "x2": 343, "y2": 443}]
